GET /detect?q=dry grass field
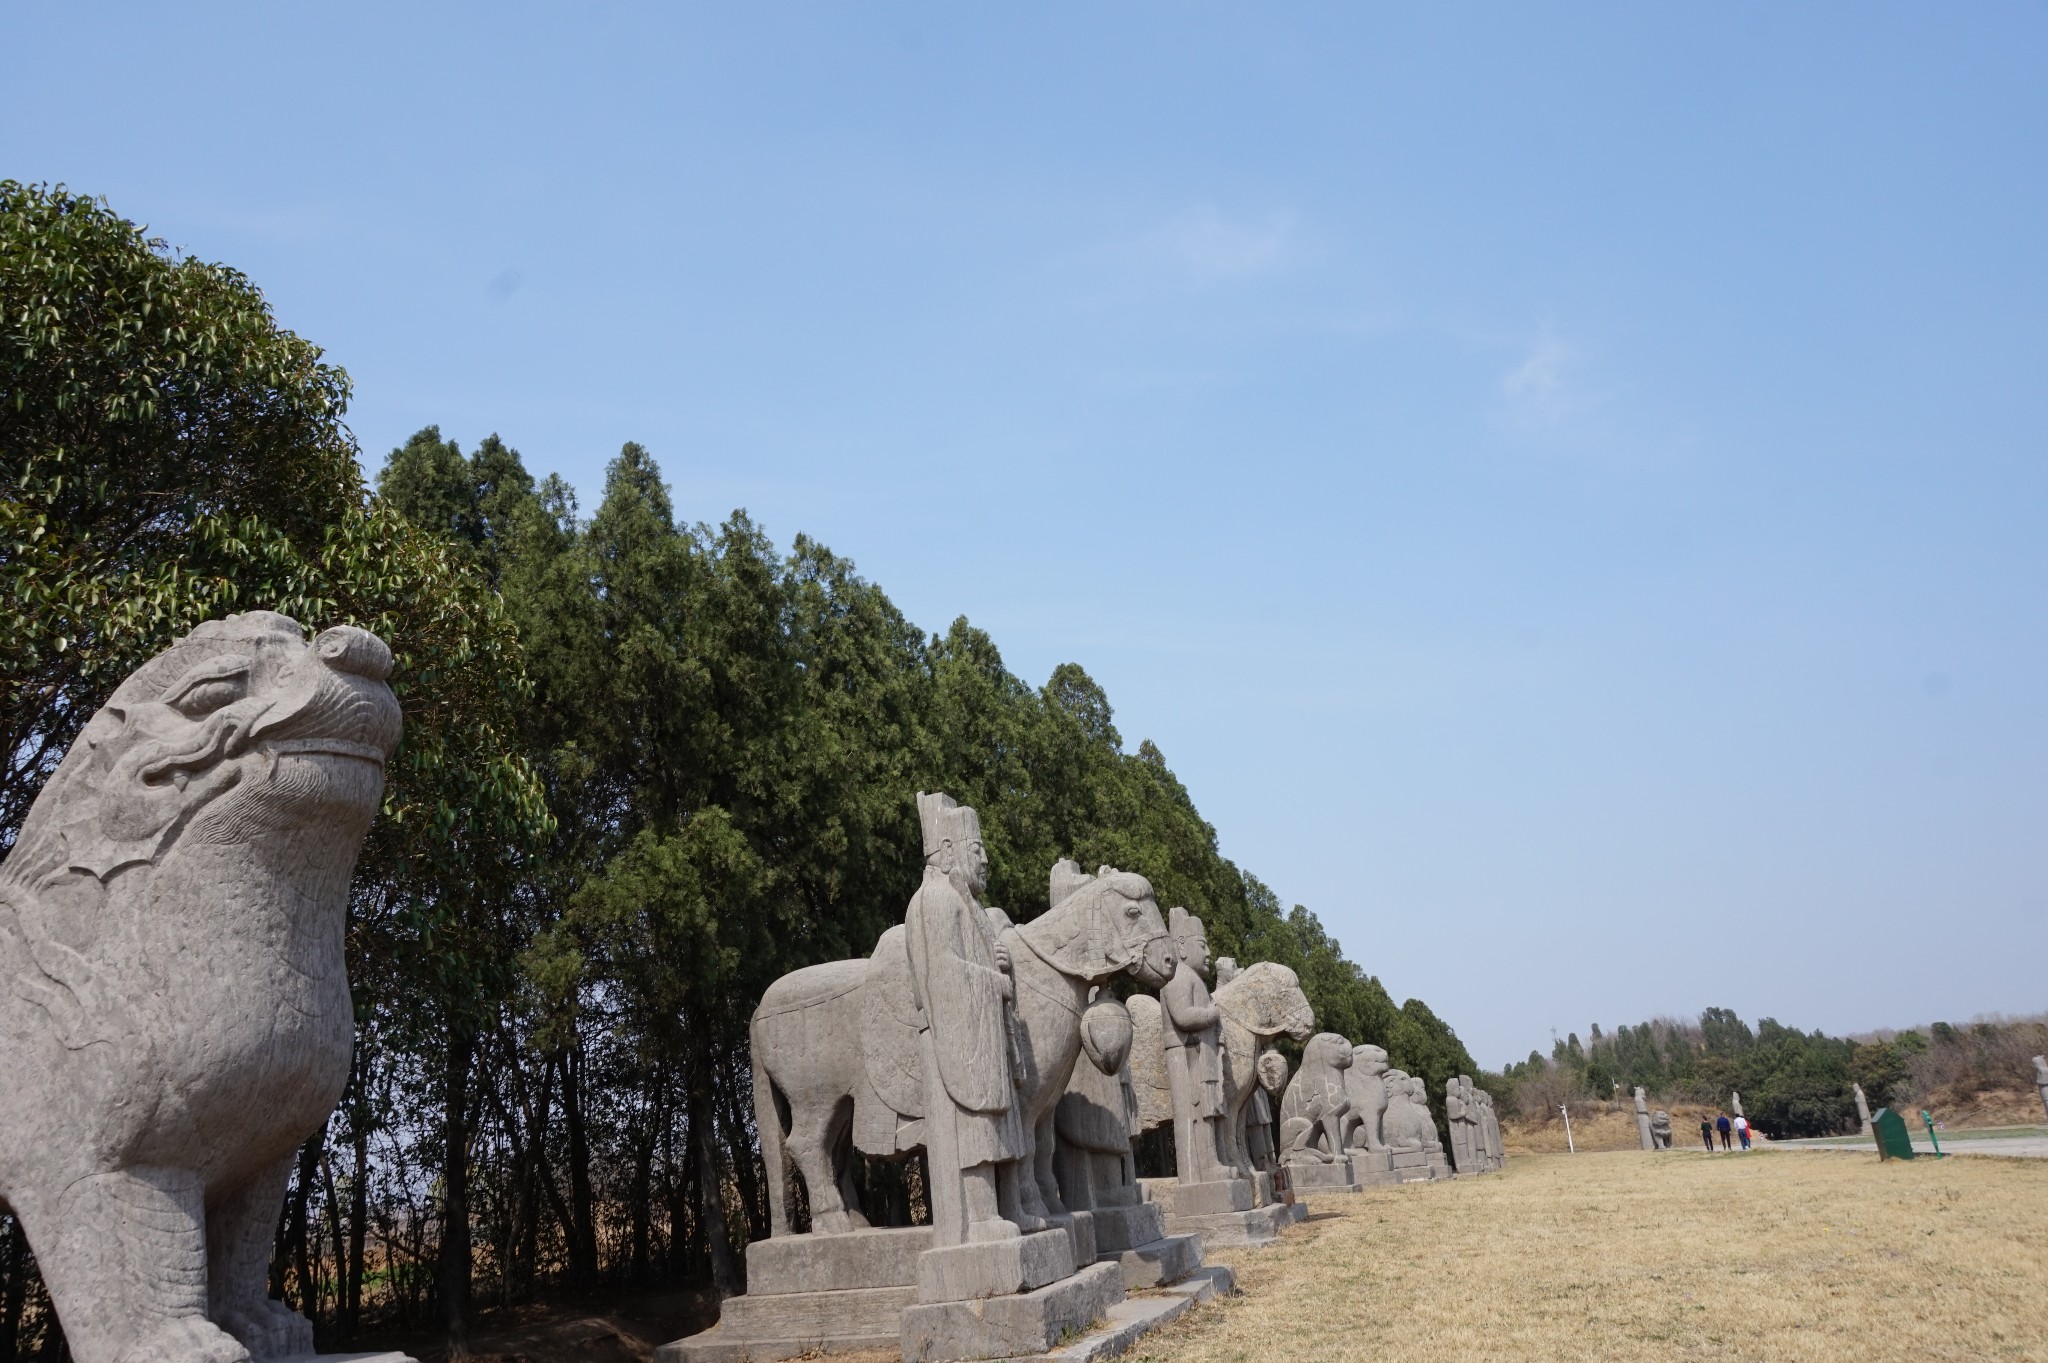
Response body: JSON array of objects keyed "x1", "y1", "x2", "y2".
[{"x1": 1124, "y1": 1149, "x2": 2048, "y2": 1363}]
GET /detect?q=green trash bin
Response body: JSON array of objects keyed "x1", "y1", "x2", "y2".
[{"x1": 1872, "y1": 1107, "x2": 1915, "y2": 1160}]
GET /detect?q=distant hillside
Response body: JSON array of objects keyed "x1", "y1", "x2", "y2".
[{"x1": 1495, "y1": 1008, "x2": 2047, "y2": 1139}]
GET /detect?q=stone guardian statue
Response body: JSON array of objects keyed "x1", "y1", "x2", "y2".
[
  {"x1": 2034, "y1": 1057, "x2": 2048, "y2": 1122},
  {"x1": 0, "y1": 612, "x2": 401, "y2": 1363}
]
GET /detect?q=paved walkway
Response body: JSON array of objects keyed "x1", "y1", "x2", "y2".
[{"x1": 1774, "y1": 1125, "x2": 2048, "y2": 1160}]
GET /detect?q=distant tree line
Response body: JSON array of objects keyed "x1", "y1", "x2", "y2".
[
  {"x1": 0, "y1": 182, "x2": 1480, "y2": 1357},
  {"x1": 1500, "y1": 1007, "x2": 2047, "y2": 1139}
]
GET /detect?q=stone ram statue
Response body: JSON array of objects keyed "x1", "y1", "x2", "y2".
[{"x1": 0, "y1": 611, "x2": 401, "y2": 1363}]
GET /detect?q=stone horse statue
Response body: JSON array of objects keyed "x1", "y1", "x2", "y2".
[
  {"x1": 0, "y1": 612, "x2": 400, "y2": 1363},
  {"x1": 1128, "y1": 960, "x2": 1316, "y2": 1179},
  {"x1": 752, "y1": 858, "x2": 1175, "y2": 1235}
]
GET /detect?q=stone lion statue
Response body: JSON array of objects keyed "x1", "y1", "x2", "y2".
[
  {"x1": 0, "y1": 611, "x2": 401, "y2": 1363},
  {"x1": 1650, "y1": 1110, "x2": 1674, "y2": 1149},
  {"x1": 1379, "y1": 1067, "x2": 1443, "y2": 1152},
  {"x1": 1278, "y1": 1032, "x2": 1354, "y2": 1164}
]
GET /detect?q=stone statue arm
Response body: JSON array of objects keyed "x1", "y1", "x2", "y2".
[{"x1": 1162, "y1": 974, "x2": 1220, "y2": 1034}]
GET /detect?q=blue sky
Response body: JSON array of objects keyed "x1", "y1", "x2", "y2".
[{"x1": 10, "y1": 4, "x2": 2044, "y2": 1066}]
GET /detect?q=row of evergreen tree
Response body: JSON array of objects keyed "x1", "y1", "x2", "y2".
[{"x1": 0, "y1": 182, "x2": 1479, "y2": 1356}]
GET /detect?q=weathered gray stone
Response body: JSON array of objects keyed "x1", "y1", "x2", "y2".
[
  {"x1": 1244, "y1": 1051, "x2": 1285, "y2": 1173},
  {"x1": 1477, "y1": 1087, "x2": 1505, "y2": 1169},
  {"x1": 1050, "y1": 988, "x2": 1216, "y2": 1292},
  {"x1": 1731, "y1": 1090, "x2": 1744, "y2": 1119},
  {"x1": 1279, "y1": 1033, "x2": 1354, "y2": 1168},
  {"x1": 1129, "y1": 961, "x2": 1313, "y2": 1195},
  {"x1": 900, "y1": 1259, "x2": 1123, "y2": 1363},
  {"x1": 0, "y1": 612, "x2": 405, "y2": 1363},
  {"x1": 1854, "y1": 1082, "x2": 1874, "y2": 1134},
  {"x1": 665, "y1": 1226, "x2": 933, "y2": 1362},
  {"x1": 1341, "y1": 1045, "x2": 1391, "y2": 1155},
  {"x1": 1028, "y1": 1266, "x2": 1233, "y2": 1363},
  {"x1": 2033, "y1": 1057, "x2": 2047, "y2": 1122},
  {"x1": 1650, "y1": 1110, "x2": 1673, "y2": 1149},
  {"x1": 1634, "y1": 1086, "x2": 1655, "y2": 1151},
  {"x1": 917, "y1": 1227, "x2": 1075, "y2": 1303},
  {"x1": 1446, "y1": 1075, "x2": 1480, "y2": 1174},
  {"x1": 749, "y1": 832, "x2": 1173, "y2": 1240}
]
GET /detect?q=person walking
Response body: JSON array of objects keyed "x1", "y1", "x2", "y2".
[
  {"x1": 1734, "y1": 1113, "x2": 1751, "y2": 1150},
  {"x1": 1716, "y1": 1113, "x2": 1733, "y2": 1150},
  {"x1": 1700, "y1": 1115, "x2": 1715, "y2": 1151}
]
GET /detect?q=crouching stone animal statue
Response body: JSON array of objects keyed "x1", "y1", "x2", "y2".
[
  {"x1": 1278, "y1": 1033, "x2": 1354, "y2": 1164},
  {"x1": 0, "y1": 611, "x2": 402, "y2": 1363}
]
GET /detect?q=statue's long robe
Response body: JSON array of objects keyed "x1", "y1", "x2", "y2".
[{"x1": 905, "y1": 865, "x2": 1025, "y2": 1169}]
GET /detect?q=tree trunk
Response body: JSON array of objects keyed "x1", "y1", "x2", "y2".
[
  {"x1": 560, "y1": 1046, "x2": 599, "y2": 1286},
  {"x1": 690, "y1": 1077, "x2": 739, "y2": 1299},
  {"x1": 345, "y1": 1117, "x2": 369, "y2": 1337},
  {"x1": 439, "y1": 1022, "x2": 475, "y2": 1356},
  {"x1": 1, "y1": 1217, "x2": 23, "y2": 1363}
]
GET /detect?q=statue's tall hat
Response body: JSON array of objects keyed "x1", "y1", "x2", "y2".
[{"x1": 917, "y1": 790, "x2": 979, "y2": 859}]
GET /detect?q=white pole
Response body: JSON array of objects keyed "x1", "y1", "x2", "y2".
[{"x1": 1561, "y1": 1104, "x2": 1575, "y2": 1154}]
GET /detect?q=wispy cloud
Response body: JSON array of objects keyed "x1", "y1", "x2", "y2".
[
  {"x1": 1500, "y1": 328, "x2": 1594, "y2": 430},
  {"x1": 1150, "y1": 205, "x2": 1301, "y2": 282}
]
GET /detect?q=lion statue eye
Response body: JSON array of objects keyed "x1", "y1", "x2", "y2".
[{"x1": 164, "y1": 656, "x2": 252, "y2": 717}]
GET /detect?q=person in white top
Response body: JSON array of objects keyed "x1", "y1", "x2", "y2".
[{"x1": 1733, "y1": 1114, "x2": 1751, "y2": 1150}]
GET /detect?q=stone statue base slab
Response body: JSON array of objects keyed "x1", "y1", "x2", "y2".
[
  {"x1": 1103, "y1": 1231, "x2": 1204, "y2": 1289},
  {"x1": 1090, "y1": 1201, "x2": 1168, "y2": 1253},
  {"x1": 917, "y1": 1228, "x2": 1076, "y2": 1304},
  {"x1": 1046, "y1": 1210, "x2": 1097, "y2": 1271},
  {"x1": 1150, "y1": 1177, "x2": 1254, "y2": 1217},
  {"x1": 900, "y1": 1259, "x2": 1124, "y2": 1363},
  {"x1": 1021, "y1": 1264, "x2": 1234, "y2": 1363},
  {"x1": 658, "y1": 1226, "x2": 931, "y2": 1363},
  {"x1": 1343, "y1": 1148, "x2": 1406, "y2": 1186},
  {"x1": 1282, "y1": 1157, "x2": 1360, "y2": 1192},
  {"x1": 1164, "y1": 1203, "x2": 1290, "y2": 1248}
]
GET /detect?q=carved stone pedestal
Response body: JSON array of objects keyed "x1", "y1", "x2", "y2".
[
  {"x1": 1385, "y1": 1148, "x2": 1453, "y2": 1182},
  {"x1": 1046, "y1": 1211, "x2": 1098, "y2": 1275},
  {"x1": 1345, "y1": 1148, "x2": 1406, "y2": 1186},
  {"x1": 916, "y1": 1228, "x2": 1075, "y2": 1303},
  {"x1": 1089, "y1": 1201, "x2": 1204, "y2": 1289},
  {"x1": 1140, "y1": 1177, "x2": 1290, "y2": 1248},
  {"x1": 1283, "y1": 1157, "x2": 1361, "y2": 1193},
  {"x1": 658, "y1": 1226, "x2": 930, "y2": 1363},
  {"x1": 900, "y1": 1260, "x2": 1125, "y2": 1363}
]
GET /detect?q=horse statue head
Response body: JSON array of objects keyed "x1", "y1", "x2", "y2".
[{"x1": 1018, "y1": 858, "x2": 1175, "y2": 987}]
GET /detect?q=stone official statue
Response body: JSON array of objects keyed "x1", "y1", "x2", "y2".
[
  {"x1": 1446, "y1": 1075, "x2": 1477, "y2": 1172},
  {"x1": 1160, "y1": 907, "x2": 1229, "y2": 1183},
  {"x1": 905, "y1": 791, "x2": 1033, "y2": 1244},
  {"x1": 2034, "y1": 1056, "x2": 2048, "y2": 1122}
]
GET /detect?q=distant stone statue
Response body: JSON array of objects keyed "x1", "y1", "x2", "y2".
[
  {"x1": 0, "y1": 612, "x2": 401, "y2": 1363},
  {"x1": 1213, "y1": 956, "x2": 1240, "y2": 986},
  {"x1": 1634, "y1": 1086, "x2": 1655, "y2": 1151},
  {"x1": 1128, "y1": 960, "x2": 1315, "y2": 1183},
  {"x1": 1478, "y1": 1088, "x2": 1505, "y2": 1168},
  {"x1": 1649, "y1": 1110, "x2": 1673, "y2": 1149},
  {"x1": 1278, "y1": 1034, "x2": 1354, "y2": 1164},
  {"x1": 2033, "y1": 1057, "x2": 2048, "y2": 1121},
  {"x1": 1446, "y1": 1075, "x2": 1480, "y2": 1173},
  {"x1": 1854, "y1": 1082, "x2": 1873, "y2": 1134},
  {"x1": 1342, "y1": 1045, "x2": 1392, "y2": 1153},
  {"x1": 1380, "y1": 1070, "x2": 1435, "y2": 1150},
  {"x1": 1731, "y1": 1090, "x2": 1744, "y2": 1119},
  {"x1": 1246, "y1": 1050, "x2": 1287, "y2": 1172}
]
